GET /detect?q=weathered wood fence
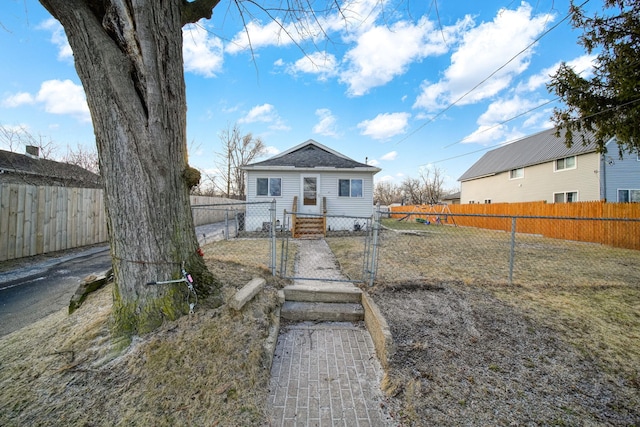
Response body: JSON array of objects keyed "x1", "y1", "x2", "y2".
[
  {"x1": 390, "y1": 201, "x2": 640, "y2": 251},
  {"x1": 0, "y1": 183, "x2": 238, "y2": 262}
]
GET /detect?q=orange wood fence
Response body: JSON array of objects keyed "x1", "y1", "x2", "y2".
[{"x1": 390, "y1": 201, "x2": 640, "y2": 251}]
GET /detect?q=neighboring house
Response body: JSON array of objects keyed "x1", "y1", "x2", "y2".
[
  {"x1": 458, "y1": 127, "x2": 639, "y2": 204},
  {"x1": 0, "y1": 147, "x2": 101, "y2": 188},
  {"x1": 441, "y1": 191, "x2": 461, "y2": 205},
  {"x1": 242, "y1": 139, "x2": 380, "y2": 234}
]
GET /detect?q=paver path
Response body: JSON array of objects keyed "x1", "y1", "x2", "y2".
[{"x1": 267, "y1": 240, "x2": 394, "y2": 426}]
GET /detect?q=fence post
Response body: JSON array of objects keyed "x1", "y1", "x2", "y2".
[
  {"x1": 509, "y1": 216, "x2": 516, "y2": 285},
  {"x1": 270, "y1": 199, "x2": 277, "y2": 276},
  {"x1": 224, "y1": 209, "x2": 229, "y2": 241},
  {"x1": 368, "y1": 205, "x2": 381, "y2": 287}
]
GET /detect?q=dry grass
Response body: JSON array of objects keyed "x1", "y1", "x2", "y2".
[
  {"x1": 0, "y1": 240, "x2": 291, "y2": 427},
  {"x1": 328, "y1": 220, "x2": 640, "y2": 424},
  {"x1": 3, "y1": 227, "x2": 638, "y2": 425}
]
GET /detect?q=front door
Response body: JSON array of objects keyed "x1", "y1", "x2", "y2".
[{"x1": 300, "y1": 175, "x2": 320, "y2": 214}]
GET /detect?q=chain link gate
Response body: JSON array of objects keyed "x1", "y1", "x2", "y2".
[{"x1": 278, "y1": 211, "x2": 379, "y2": 284}]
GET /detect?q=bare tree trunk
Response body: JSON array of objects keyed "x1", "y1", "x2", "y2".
[{"x1": 39, "y1": 0, "x2": 220, "y2": 334}]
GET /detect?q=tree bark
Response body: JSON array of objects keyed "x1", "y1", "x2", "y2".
[{"x1": 39, "y1": 0, "x2": 220, "y2": 334}]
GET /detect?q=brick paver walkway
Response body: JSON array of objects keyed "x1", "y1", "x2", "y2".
[{"x1": 267, "y1": 321, "x2": 393, "y2": 426}]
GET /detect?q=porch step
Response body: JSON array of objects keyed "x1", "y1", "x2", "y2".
[
  {"x1": 294, "y1": 217, "x2": 325, "y2": 238},
  {"x1": 282, "y1": 283, "x2": 364, "y2": 321},
  {"x1": 281, "y1": 301, "x2": 364, "y2": 322},
  {"x1": 284, "y1": 284, "x2": 362, "y2": 303}
]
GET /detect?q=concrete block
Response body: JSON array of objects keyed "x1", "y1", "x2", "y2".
[
  {"x1": 283, "y1": 283, "x2": 362, "y2": 303},
  {"x1": 230, "y1": 277, "x2": 265, "y2": 311},
  {"x1": 361, "y1": 293, "x2": 395, "y2": 369},
  {"x1": 281, "y1": 301, "x2": 364, "y2": 322},
  {"x1": 68, "y1": 269, "x2": 113, "y2": 314}
]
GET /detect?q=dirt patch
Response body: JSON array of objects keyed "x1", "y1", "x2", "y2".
[{"x1": 371, "y1": 280, "x2": 640, "y2": 426}]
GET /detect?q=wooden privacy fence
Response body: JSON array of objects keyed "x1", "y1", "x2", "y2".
[
  {"x1": 0, "y1": 184, "x2": 107, "y2": 262},
  {"x1": 0, "y1": 183, "x2": 241, "y2": 262},
  {"x1": 390, "y1": 201, "x2": 640, "y2": 251}
]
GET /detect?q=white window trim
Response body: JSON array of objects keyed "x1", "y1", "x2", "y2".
[
  {"x1": 256, "y1": 177, "x2": 282, "y2": 197},
  {"x1": 338, "y1": 178, "x2": 364, "y2": 198},
  {"x1": 509, "y1": 167, "x2": 524, "y2": 180},
  {"x1": 553, "y1": 190, "x2": 579, "y2": 203},
  {"x1": 554, "y1": 155, "x2": 577, "y2": 172},
  {"x1": 617, "y1": 188, "x2": 640, "y2": 202}
]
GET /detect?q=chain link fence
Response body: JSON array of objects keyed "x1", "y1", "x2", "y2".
[
  {"x1": 193, "y1": 201, "x2": 640, "y2": 290},
  {"x1": 279, "y1": 213, "x2": 375, "y2": 283},
  {"x1": 367, "y1": 211, "x2": 640, "y2": 288}
]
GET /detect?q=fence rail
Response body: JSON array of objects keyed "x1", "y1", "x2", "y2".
[
  {"x1": 0, "y1": 183, "x2": 241, "y2": 262},
  {"x1": 391, "y1": 200, "x2": 640, "y2": 250}
]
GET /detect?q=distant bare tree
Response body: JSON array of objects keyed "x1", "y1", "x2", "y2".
[
  {"x1": 62, "y1": 143, "x2": 100, "y2": 174},
  {"x1": 190, "y1": 169, "x2": 217, "y2": 196},
  {"x1": 215, "y1": 123, "x2": 265, "y2": 199},
  {"x1": 0, "y1": 125, "x2": 57, "y2": 159},
  {"x1": 401, "y1": 166, "x2": 447, "y2": 205},
  {"x1": 374, "y1": 181, "x2": 402, "y2": 206},
  {"x1": 401, "y1": 177, "x2": 428, "y2": 205},
  {"x1": 419, "y1": 166, "x2": 446, "y2": 205}
]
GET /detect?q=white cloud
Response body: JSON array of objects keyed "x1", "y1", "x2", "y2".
[
  {"x1": 39, "y1": 18, "x2": 73, "y2": 61},
  {"x1": 238, "y1": 103, "x2": 289, "y2": 131},
  {"x1": 367, "y1": 158, "x2": 380, "y2": 166},
  {"x1": 226, "y1": 20, "x2": 295, "y2": 54},
  {"x1": 4, "y1": 80, "x2": 90, "y2": 122},
  {"x1": 36, "y1": 79, "x2": 91, "y2": 122},
  {"x1": 312, "y1": 108, "x2": 339, "y2": 137},
  {"x1": 239, "y1": 104, "x2": 277, "y2": 123},
  {"x1": 225, "y1": 0, "x2": 384, "y2": 55},
  {"x1": 183, "y1": 22, "x2": 224, "y2": 77},
  {"x1": 340, "y1": 16, "x2": 472, "y2": 96},
  {"x1": 357, "y1": 112, "x2": 410, "y2": 140},
  {"x1": 462, "y1": 95, "x2": 547, "y2": 144},
  {"x1": 380, "y1": 151, "x2": 397, "y2": 161},
  {"x1": 478, "y1": 95, "x2": 541, "y2": 125},
  {"x1": 414, "y1": 3, "x2": 554, "y2": 111},
  {"x1": 263, "y1": 146, "x2": 280, "y2": 157},
  {"x1": 2, "y1": 92, "x2": 34, "y2": 108},
  {"x1": 289, "y1": 52, "x2": 338, "y2": 81},
  {"x1": 520, "y1": 54, "x2": 597, "y2": 92}
]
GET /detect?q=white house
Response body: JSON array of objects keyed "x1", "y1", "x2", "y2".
[
  {"x1": 458, "y1": 127, "x2": 640, "y2": 204},
  {"x1": 241, "y1": 140, "x2": 380, "y2": 234}
]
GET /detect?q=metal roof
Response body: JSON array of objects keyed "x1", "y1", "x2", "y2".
[
  {"x1": 458, "y1": 127, "x2": 598, "y2": 182},
  {"x1": 243, "y1": 139, "x2": 380, "y2": 172}
]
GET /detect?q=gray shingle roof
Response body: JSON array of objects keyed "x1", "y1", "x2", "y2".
[
  {"x1": 458, "y1": 127, "x2": 598, "y2": 182},
  {"x1": 243, "y1": 139, "x2": 380, "y2": 171},
  {"x1": 0, "y1": 149, "x2": 102, "y2": 188}
]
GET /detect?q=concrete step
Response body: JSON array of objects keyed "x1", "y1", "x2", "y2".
[
  {"x1": 284, "y1": 284, "x2": 362, "y2": 303},
  {"x1": 281, "y1": 301, "x2": 364, "y2": 322}
]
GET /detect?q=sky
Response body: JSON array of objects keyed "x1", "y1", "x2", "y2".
[{"x1": 0, "y1": 0, "x2": 601, "y2": 192}]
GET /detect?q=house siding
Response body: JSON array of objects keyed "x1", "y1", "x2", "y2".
[
  {"x1": 245, "y1": 169, "x2": 375, "y2": 231},
  {"x1": 461, "y1": 152, "x2": 601, "y2": 204},
  {"x1": 601, "y1": 144, "x2": 640, "y2": 202}
]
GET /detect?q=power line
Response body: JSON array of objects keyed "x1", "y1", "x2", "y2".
[
  {"x1": 442, "y1": 97, "x2": 561, "y2": 149},
  {"x1": 395, "y1": 0, "x2": 591, "y2": 145},
  {"x1": 428, "y1": 95, "x2": 640, "y2": 167}
]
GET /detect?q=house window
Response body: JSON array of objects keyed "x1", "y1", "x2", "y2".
[
  {"x1": 510, "y1": 168, "x2": 524, "y2": 179},
  {"x1": 618, "y1": 189, "x2": 640, "y2": 202},
  {"x1": 256, "y1": 177, "x2": 281, "y2": 197},
  {"x1": 554, "y1": 191, "x2": 578, "y2": 203},
  {"x1": 338, "y1": 179, "x2": 363, "y2": 197},
  {"x1": 555, "y1": 156, "x2": 576, "y2": 171}
]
